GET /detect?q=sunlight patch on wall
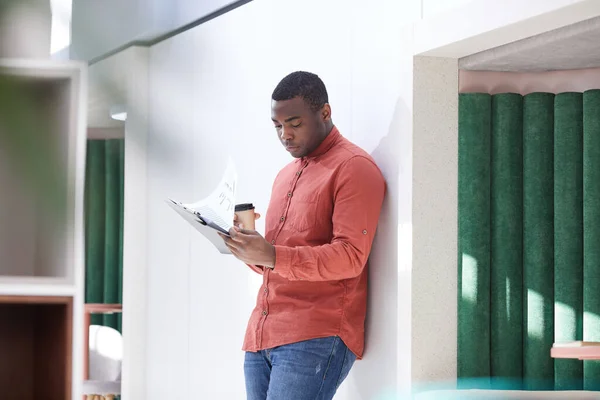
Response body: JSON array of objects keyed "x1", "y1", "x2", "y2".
[
  {"x1": 555, "y1": 301, "x2": 576, "y2": 341},
  {"x1": 506, "y1": 276, "x2": 512, "y2": 321},
  {"x1": 584, "y1": 311, "x2": 600, "y2": 340},
  {"x1": 461, "y1": 253, "x2": 477, "y2": 303},
  {"x1": 527, "y1": 289, "x2": 544, "y2": 340}
]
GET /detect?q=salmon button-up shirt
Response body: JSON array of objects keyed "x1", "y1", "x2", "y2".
[{"x1": 243, "y1": 126, "x2": 385, "y2": 359}]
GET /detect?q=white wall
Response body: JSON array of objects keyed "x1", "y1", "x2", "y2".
[
  {"x1": 347, "y1": 2, "x2": 421, "y2": 396},
  {"x1": 144, "y1": 0, "x2": 418, "y2": 398},
  {"x1": 121, "y1": 46, "x2": 150, "y2": 400},
  {"x1": 422, "y1": 0, "x2": 474, "y2": 18},
  {"x1": 87, "y1": 48, "x2": 131, "y2": 128}
]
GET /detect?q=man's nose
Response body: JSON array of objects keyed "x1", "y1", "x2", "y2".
[{"x1": 280, "y1": 126, "x2": 293, "y2": 141}]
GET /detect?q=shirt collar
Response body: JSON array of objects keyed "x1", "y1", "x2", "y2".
[{"x1": 301, "y1": 126, "x2": 340, "y2": 161}]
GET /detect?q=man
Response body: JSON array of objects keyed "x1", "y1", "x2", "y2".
[{"x1": 221, "y1": 71, "x2": 385, "y2": 400}]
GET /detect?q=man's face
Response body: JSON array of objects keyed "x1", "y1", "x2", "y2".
[{"x1": 271, "y1": 97, "x2": 328, "y2": 158}]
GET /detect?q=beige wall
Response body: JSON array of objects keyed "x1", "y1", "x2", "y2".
[
  {"x1": 460, "y1": 67, "x2": 600, "y2": 94},
  {"x1": 412, "y1": 56, "x2": 459, "y2": 385}
]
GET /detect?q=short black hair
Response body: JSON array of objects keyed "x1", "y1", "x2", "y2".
[{"x1": 272, "y1": 71, "x2": 329, "y2": 112}]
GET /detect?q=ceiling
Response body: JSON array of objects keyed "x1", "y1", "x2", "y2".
[
  {"x1": 72, "y1": 0, "x2": 245, "y2": 62},
  {"x1": 81, "y1": 0, "x2": 249, "y2": 129},
  {"x1": 459, "y1": 16, "x2": 600, "y2": 72}
]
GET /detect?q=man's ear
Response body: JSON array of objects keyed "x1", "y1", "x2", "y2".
[{"x1": 321, "y1": 104, "x2": 332, "y2": 121}]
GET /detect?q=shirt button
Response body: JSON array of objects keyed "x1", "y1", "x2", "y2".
[
  {"x1": 287, "y1": 192, "x2": 292, "y2": 197},
  {"x1": 296, "y1": 171, "x2": 301, "y2": 176},
  {"x1": 264, "y1": 288, "x2": 268, "y2": 294},
  {"x1": 362, "y1": 229, "x2": 368, "y2": 235},
  {"x1": 262, "y1": 310, "x2": 268, "y2": 316},
  {"x1": 280, "y1": 216, "x2": 285, "y2": 222},
  {"x1": 271, "y1": 239, "x2": 275, "y2": 244}
]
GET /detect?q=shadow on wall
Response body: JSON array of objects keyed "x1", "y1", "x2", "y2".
[{"x1": 345, "y1": 97, "x2": 412, "y2": 400}]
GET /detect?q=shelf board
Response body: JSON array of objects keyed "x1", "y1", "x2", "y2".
[
  {"x1": 551, "y1": 342, "x2": 600, "y2": 360},
  {"x1": 0, "y1": 58, "x2": 86, "y2": 80},
  {"x1": 0, "y1": 277, "x2": 76, "y2": 297},
  {"x1": 85, "y1": 303, "x2": 123, "y2": 314}
]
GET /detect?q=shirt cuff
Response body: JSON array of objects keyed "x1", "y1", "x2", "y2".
[
  {"x1": 274, "y1": 245, "x2": 294, "y2": 279},
  {"x1": 246, "y1": 264, "x2": 264, "y2": 274}
]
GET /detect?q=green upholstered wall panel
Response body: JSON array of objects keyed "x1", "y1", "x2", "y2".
[
  {"x1": 553, "y1": 92, "x2": 584, "y2": 390},
  {"x1": 522, "y1": 93, "x2": 555, "y2": 390},
  {"x1": 84, "y1": 139, "x2": 125, "y2": 332},
  {"x1": 458, "y1": 90, "x2": 600, "y2": 390},
  {"x1": 583, "y1": 89, "x2": 600, "y2": 390},
  {"x1": 490, "y1": 93, "x2": 523, "y2": 383},
  {"x1": 458, "y1": 93, "x2": 492, "y2": 386},
  {"x1": 102, "y1": 139, "x2": 124, "y2": 330},
  {"x1": 85, "y1": 140, "x2": 106, "y2": 327}
]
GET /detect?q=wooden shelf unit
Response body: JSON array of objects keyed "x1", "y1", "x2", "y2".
[
  {"x1": 0, "y1": 296, "x2": 72, "y2": 400},
  {"x1": 0, "y1": 59, "x2": 87, "y2": 399}
]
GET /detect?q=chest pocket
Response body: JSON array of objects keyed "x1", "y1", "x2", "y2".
[{"x1": 286, "y1": 192, "x2": 320, "y2": 233}]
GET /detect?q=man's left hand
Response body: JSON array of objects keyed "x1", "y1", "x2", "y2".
[{"x1": 220, "y1": 227, "x2": 276, "y2": 268}]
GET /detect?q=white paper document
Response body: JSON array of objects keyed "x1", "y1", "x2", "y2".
[{"x1": 166, "y1": 158, "x2": 237, "y2": 254}]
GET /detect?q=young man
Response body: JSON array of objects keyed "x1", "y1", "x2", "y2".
[{"x1": 221, "y1": 71, "x2": 385, "y2": 400}]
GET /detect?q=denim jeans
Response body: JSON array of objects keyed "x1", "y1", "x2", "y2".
[{"x1": 244, "y1": 336, "x2": 356, "y2": 400}]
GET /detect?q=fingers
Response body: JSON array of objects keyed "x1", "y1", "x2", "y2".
[
  {"x1": 220, "y1": 232, "x2": 242, "y2": 252},
  {"x1": 225, "y1": 240, "x2": 241, "y2": 253},
  {"x1": 228, "y1": 226, "x2": 257, "y2": 238},
  {"x1": 254, "y1": 212, "x2": 261, "y2": 221},
  {"x1": 225, "y1": 242, "x2": 241, "y2": 258},
  {"x1": 220, "y1": 227, "x2": 261, "y2": 259},
  {"x1": 223, "y1": 227, "x2": 248, "y2": 247}
]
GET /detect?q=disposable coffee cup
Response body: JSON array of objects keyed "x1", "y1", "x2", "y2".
[{"x1": 235, "y1": 203, "x2": 256, "y2": 230}]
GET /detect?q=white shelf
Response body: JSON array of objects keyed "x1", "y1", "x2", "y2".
[
  {"x1": 0, "y1": 58, "x2": 86, "y2": 79},
  {"x1": 0, "y1": 59, "x2": 86, "y2": 285},
  {"x1": 0, "y1": 277, "x2": 76, "y2": 297}
]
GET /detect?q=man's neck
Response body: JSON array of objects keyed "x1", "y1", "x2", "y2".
[
  {"x1": 325, "y1": 121, "x2": 335, "y2": 134},
  {"x1": 317, "y1": 123, "x2": 335, "y2": 143}
]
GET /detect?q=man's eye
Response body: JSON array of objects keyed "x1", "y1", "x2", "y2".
[
  {"x1": 292, "y1": 123, "x2": 301, "y2": 128},
  {"x1": 274, "y1": 125, "x2": 282, "y2": 129}
]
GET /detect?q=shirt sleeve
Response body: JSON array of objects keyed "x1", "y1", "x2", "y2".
[
  {"x1": 272, "y1": 156, "x2": 385, "y2": 281},
  {"x1": 246, "y1": 264, "x2": 264, "y2": 275}
]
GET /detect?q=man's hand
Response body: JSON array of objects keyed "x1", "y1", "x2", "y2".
[{"x1": 220, "y1": 227, "x2": 276, "y2": 268}]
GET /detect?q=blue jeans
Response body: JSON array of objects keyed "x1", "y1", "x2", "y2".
[{"x1": 244, "y1": 336, "x2": 357, "y2": 400}]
